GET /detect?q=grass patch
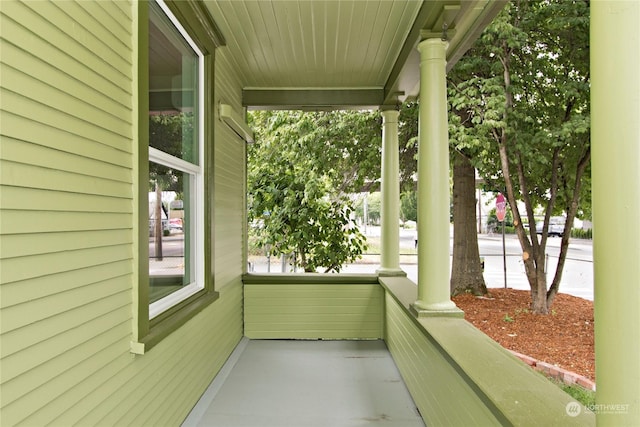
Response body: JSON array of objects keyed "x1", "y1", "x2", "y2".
[{"x1": 547, "y1": 376, "x2": 596, "y2": 408}]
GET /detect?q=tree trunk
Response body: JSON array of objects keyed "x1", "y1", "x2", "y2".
[
  {"x1": 546, "y1": 148, "x2": 591, "y2": 308},
  {"x1": 450, "y1": 151, "x2": 487, "y2": 296},
  {"x1": 531, "y1": 252, "x2": 549, "y2": 314},
  {"x1": 154, "y1": 182, "x2": 163, "y2": 261},
  {"x1": 497, "y1": 40, "x2": 550, "y2": 314}
]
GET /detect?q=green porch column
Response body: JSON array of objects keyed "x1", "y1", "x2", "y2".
[
  {"x1": 592, "y1": 1, "x2": 640, "y2": 424},
  {"x1": 411, "y1": 38, "x2": 461, "y2": 317},
  {"x1": 377, "y1": 108, "x2": 405, "y2": 276}
]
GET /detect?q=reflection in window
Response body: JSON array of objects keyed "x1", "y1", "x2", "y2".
[
  {"x1": 148, "y1": 0, "x2": 203, "y2": 317},
  {"x1": 148, "y1": 162, "x2": 192, "y2": 303}
]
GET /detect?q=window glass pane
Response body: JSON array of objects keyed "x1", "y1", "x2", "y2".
[
  {"x1": 149, "y1": 162, "x2": 193, "y2": 303},
  {"x1": 149, "y1": 2, "x2": 199, "y2": 165}
]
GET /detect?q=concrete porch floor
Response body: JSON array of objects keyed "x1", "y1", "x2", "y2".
[{"x1": 182, "y1": 339, "x2": 425, "y2": 427}]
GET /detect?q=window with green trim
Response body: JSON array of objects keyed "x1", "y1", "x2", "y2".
[
  {"x1": 147, "y1": 0, "x2": 205, "y2": 319},
  {"x1": 133, "y1": 0, "x2": 222, "y2": 354}
]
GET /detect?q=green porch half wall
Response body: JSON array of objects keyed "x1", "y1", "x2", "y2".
[
  {"x1": 241, "y1": 274, "x2": 595, "y2": 426},
  {"x1": 243, "y1": 274, "x2": 383, "y2": 339},
  {"x1": 381, "y1": 276, "x2": 594, "y2": 426}
]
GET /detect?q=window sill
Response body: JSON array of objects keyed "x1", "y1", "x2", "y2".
[{"x1": 130, "y1": 289, "x2": 219, "y2": 355}]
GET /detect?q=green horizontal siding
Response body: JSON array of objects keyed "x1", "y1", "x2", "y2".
[
  {"x1": 0, "y1": 260, "x2": 132, "y2": 308},
  {"x1": 1, "y1": 1, "x2": 245, "y2": 426},
  {"x1": 2, "y1": 111, "x2": 133, "y2": 163},
  {"x1": 2, "y1": 1, "x2": 133, "y2": 102},
  {"x1": 68, "y1": 283, "x2": 242, "y2": 427},
  {"x1": 214, "y1": 49, "x2": 246, "y2": 289},
  {"x1": 385, "y1": 291, "x2": 503, "y2": 426},
  {"x1": 244, "y1": 282, "x2": 384, "y2": 339},
  {"x1": 1, "y1": 159, "x2": 132, "y2": 198},
  {"x1": 2, "y1": 138, "x2": 132, "y2": 183},
  {"x1": 0, "y1": 187, "x2": 132, "y2": 215}
]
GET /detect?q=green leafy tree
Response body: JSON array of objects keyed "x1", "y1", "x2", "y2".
[
  {"x1": 398, "y1": 103, "x2": 419, "y2": 192},
  {"x1": 247, "y1": 110, "x2": 379, "y2": 272},
  {"x1": 448, "y1": 0, "x2": 590, "y2": 313},
  {"x1": 353, "y1": 192, "x2": 381, "y2": 226},
  {"x1": 400, "y1": 191, "x2": 417, "y2": 222}
]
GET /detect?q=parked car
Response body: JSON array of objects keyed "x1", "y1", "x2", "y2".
[{"x1": 536, "y1": 222, "x2": 564, "y2": 237}]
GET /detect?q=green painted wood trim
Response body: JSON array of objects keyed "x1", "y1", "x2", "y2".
[
  {"x1": 422, "y1": 317, "x2": 595, "y2": 426},
  {"x1": 242, "y1": 273, "x2": 379, "y2": 285},
  {"x1": 385, "y1": 292, "x2": 501, "y2": 425},
  {"x1": 444, "y1": 1, "x2": 508, "y2": 72},
  {"x1": 203, "y1": 51, "x2": 216, "y2": 298},
  {"x1": 242, "y1": 89, "x2": 384, "y2": 109},
  {"x1": 132, "y1": 290, "x2": 220, "y2": 353},
  {"x1": 134, "y1": 0, "x2": 150, "y2": 341},
  {"x1": 164, "y1": 0, "x2": 225, "y2": 53},
  {"x1": 380, "y1": 277, "x2": 595, "y2": 426},
  {"x1": 378, "y1": 276, "x2": 418, "y2": 310},
  {"x1": 132, "y1": 0, "x2": 220, "y2": 354},
  {"x1": 382, "y1": 1, "x2": 432, "y2": 104}
]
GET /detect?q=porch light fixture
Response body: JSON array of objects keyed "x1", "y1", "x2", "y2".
[{"x1": 219, "y1": 102, "x2": 254, "y2": 143}]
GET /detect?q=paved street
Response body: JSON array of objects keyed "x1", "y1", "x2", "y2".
[{"x1": 250, "y1": 226, "x2": 594, "y2": 301}]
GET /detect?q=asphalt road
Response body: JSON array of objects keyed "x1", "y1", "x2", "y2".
[
  {"x1": 376, "y1": 226, "x2": 593, "y2": 301},
  {"x1": 250, "y1": 226, "x2": 594, "y2": 301},
  {"x1": 156, "y1": 226, "x2": 594, "y2": 301}
]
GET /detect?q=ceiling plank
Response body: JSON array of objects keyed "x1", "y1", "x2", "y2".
[{"x1": 203, "y1": 0, "x2": 506, "y2": 109}]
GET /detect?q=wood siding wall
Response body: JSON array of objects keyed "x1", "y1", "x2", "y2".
[
  {"x1": 384, "y1": 292, "x2": 503, "y2": 426},
  {"x1": 244, "y1": 276, "x2": 384, "y2": 339},
  {"x1": 1, "y1": 3, "x2": 244, "y2": 426},
  {"x1": 213, "y1": 50, "x2": 247, "y2": 289}
]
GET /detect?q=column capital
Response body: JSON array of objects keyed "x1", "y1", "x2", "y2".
[
  {"x1": 380, "y1": 109, "x2": 400, "y2": 123},
  {"x1": 417, "y1": 38, "x2": 449, "y2": 61}
]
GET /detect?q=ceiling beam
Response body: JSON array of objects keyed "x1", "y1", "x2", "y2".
[
  {"x1": 382, "y1": 1, "x2": 439, "y2": 106},
  {"x1": 243, "y1": 89, "x2": 385, "y2": 110},
  {"x1": 383, "y1": 0, "x2": 506, "y2": 106}
]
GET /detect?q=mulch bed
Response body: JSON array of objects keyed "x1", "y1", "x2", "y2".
[{"x1": 452, "y1": 288, "x2": 595, "y2": 381}]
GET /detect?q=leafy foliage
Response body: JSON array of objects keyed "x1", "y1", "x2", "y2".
[
  {"x1": 447, "y1": 0, "x2": 590, "y2": 312},
  {"x1": 353, "y1": 193, "x2": 381, "y2": 226},
  {"x1": 148, "y1": 112, "x2": 195, "y2": 192},
  {"x1": 247, "y1": 110, "x2": 380, "y2": 272},
  {"x1": 400, "y1": 191, "x2": 417, "y2": 223}
]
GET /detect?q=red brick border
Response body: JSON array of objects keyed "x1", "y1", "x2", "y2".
[{"x1": 509, "y1": 350, "x2": 596, "y2": 391}]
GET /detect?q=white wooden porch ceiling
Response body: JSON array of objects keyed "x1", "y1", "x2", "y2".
[{"x1": 204, "y1": 0, "x2": 505, "y2": 109}]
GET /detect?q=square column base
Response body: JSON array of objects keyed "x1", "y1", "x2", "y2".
[
  {"x1": 410, "y1": 303, "x2": 464, "y2": 318},
  {"x1": 376, "y1": 268, "x2": 407, "y2": 277}
]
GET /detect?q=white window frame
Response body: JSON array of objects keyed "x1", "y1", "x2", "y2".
[{"x1": 148, "y1": 0, "x2": 206, "y2": 319}]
